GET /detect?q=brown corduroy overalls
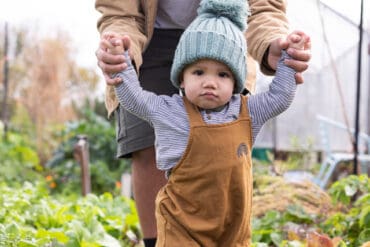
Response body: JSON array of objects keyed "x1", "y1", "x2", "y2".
[{"x1": 155, "y1": 96, "x2": 253, "y2": 247}]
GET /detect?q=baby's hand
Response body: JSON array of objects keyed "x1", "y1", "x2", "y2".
[
  {"x1": 108, "y1": 39, "x2": 125, "y2": 55},
  {"x1": 103, "y1": 33, "x2": 131, "y2": 55},
  {"x1": 286, "y1": 31, "x2": 310, "y2": 51},
  {"x1": 101, "y1": 34, "x2": 132, "y2": 86}
]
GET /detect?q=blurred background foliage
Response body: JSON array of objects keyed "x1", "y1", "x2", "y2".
[{"x1": 0, "y1": 25, "x2": 128, "y2": 195}]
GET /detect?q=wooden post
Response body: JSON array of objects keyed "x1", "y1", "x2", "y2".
[{"x1": 73, "y1": 135, "x2": 91, "y2": 195}]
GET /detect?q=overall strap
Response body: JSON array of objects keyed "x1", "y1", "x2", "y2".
[{"x1": 239, "y1": 95, "x2": 250, "y2": 120}]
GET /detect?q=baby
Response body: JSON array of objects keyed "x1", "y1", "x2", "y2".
[{"x1": 106, "y1": 0, "x2": 309, "y2": 246}]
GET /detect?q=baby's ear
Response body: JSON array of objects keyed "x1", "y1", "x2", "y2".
[{"x1": 179, "y1": 73, "x2": 185, "y2": 86}]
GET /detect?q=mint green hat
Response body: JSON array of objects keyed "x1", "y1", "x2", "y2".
[{"x1": 170, "y1": 0, "x2": 249, "y2": 93}]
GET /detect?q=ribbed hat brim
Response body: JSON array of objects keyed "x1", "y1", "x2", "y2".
[{"x1": 171, "y1": 30, "x2": 247, "y2": 93}]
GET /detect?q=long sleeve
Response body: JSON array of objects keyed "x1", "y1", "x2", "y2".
[
  {"x1": 111, "y1": 51, "x2": 190, "y2": 171},
  {"x1": 112, "y1": 51, "x2": 297, "y2": 170},
  {"x1": 248, "y1": 50, "x2": 297, "y2": 142},
  {"x1": 113, "y1": 51, "x2": 170, "y2": 125}
]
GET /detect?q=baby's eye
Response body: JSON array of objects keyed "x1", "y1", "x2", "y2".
[
  {"x1": 192, "y1": 69, "x2": 204, "y2": 76},
  {"x1": 219, "y1": 72, "x2": 231, "y2": 78}
]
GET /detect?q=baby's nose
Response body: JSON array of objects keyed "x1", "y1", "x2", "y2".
[{"x1": 202, "y1": 76, "x2": 217, "y2": 88}]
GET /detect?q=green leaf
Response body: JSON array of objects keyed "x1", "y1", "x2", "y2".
[
  {"x1": 355, "y1": 194, "x2": 370, "y2": 207},
  {"x1": 253, "y1": 243, "x2": 268, "y2": 247},
  {"x1": 36, "y1": 229, "x2": 69, "y2": 244},
  {"x1": 97, "y1": 234, "x2": 122, "y2": 247},
  {"x1": 80, "y1": 240, "x2": 101, "y2": 247},
  {"x1": 336, "y1": 240, "x2": 348, "y2": 247},
  {"x1": 359, "y1": 205, "x2": 370, "y2": 228},
  {"x1": 5, "y1": 222, "x2": 20, "y2": 235},
  {"x1": 287, "y1": 240, "x2": 304, "y2": 247},
  {"x1": 358, "y1": 228, "x2": 370, "y2": 243},
  {"x1": 270, "y1": 232, "x2": 283, "y2": 246},
  {"x1": 284, "y1": 205, "x2": 313, "y2": 224},
  {"x1": 18, "y1": 240, "x2": 38, "y2": 247},
  {"x1": 344, "y1": 185, "x2": 357, "y2": 197}
]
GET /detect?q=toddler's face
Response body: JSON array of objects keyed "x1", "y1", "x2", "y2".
[{"x1": 180, "y1": 59, "x2": 235, "y2": 110}]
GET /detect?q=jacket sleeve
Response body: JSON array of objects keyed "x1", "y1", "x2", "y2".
[
  {"x1": 95, "y1": 0, "x2": 148, "y2": 71},
  {"x1": 247, "y1": 0, "x2": 289, "y2": 75}
]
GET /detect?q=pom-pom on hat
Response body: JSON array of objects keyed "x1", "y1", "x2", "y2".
[{"x1": 170, "y1": 0, "x2": 249, "y2": 93}]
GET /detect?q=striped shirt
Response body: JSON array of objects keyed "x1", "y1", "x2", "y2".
[{"x1": 114, "y1": 51, "x2": 296, "y2": 172}]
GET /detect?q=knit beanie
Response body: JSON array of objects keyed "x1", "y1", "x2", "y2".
[{"x1": 170, "y1": 0, "x2": 249, "y2": 93}]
